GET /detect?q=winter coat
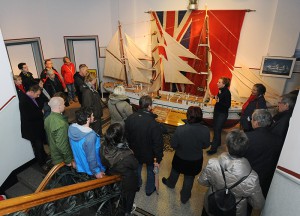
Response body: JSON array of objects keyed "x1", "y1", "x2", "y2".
[
  {"x1": 240, "y1": 95, "x2": 267, "y2": 131},
  {"x1": 19, "y1": 93, "x2": 46, "y2": 142},
  {"x1": 100, "y1": 142, "x2": 138, "y2": 192},
  {"x1": 214, "y1": 87, "x2": 231, "y2": 114},
  {"x1": 198, "y1": 153, "x2": 265, "y2": 216},
  {"x1": 61, "y1": 63, "x2": 75, "y2": 84},
  {"x1": 40, "y1": 68, "x2": 66, "y2": 89},
  {"x1": 74, "y1": 72, "x2": 85, "y2": 104},
  {"x1": 244, "y1": 127, "x2": 282, "y2": 198},
  {"x1": 125, "y1": 109, "x2": 164, "y2": 164},
  {"x1": 44, "y1": 112, "x2": 73, "y2": 165},
  {"x1": 81, "y1": 83, "x2": 103, "y2": 119},
  {"x1": 171, "y1": 122, "x2": 210, "y2": 176},
  {"x1": 270, "y1": 110, "x2": 292, "y2": 143},
  {"x1": 108, "y1": 94, "x2": 133, "y2": 126},
  {"x1": 43, "y1": 76, "x2": 64, "y2": 97},
  {"x1": 68, "y1": 123, "x2": 105, "y2": 176}
]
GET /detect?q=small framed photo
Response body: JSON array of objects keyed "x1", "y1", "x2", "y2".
[{"x1": 260, "y1": 56, "x2": 296, "y2": 78}]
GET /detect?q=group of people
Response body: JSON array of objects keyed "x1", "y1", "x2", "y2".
[
  {"x1": 14, "y1": 59, "x2": 163, "y2": 215},
  {"x1": 199, "y1": 77, "x2": 298, "y2": 215},
  {"x1": 14, "y1": 60, "x2": 298, "y2": 216}
]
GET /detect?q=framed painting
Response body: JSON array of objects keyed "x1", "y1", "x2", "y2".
[{"x1": 260, "y1": 56, "x2": 296, "y2": 78}]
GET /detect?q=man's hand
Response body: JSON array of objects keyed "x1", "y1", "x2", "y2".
[
  {"x1": 71, "y1": 160, "x2": 76, "y2": 169},
  {"x1": 95, "y1": 172, "x2": 105, "y2": 179},
  {"x1": 154, "y1": 162, "x2": 160, "y2": 169},
  {"x1": 64, "y1": 88, "x2": 68, "y2": 92}
]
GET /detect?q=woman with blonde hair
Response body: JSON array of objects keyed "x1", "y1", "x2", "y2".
[
  {"x1": 108, "y1": 85, "x2": 133, "y2": 126},
  {"x1": 81, "y1": 73, "x2": 103, "y2": 136}
]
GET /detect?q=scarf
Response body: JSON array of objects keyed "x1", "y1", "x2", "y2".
[{"x1": 242, "y1": 94, "x2": 257, "y2": 113}]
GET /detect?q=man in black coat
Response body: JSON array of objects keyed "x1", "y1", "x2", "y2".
[
  {"x1": 74, "y1": 64, "x2": 88, "y2": 104},
  {"x1": 244, "y1": 109, "x2": 282, "y2": 198},
  {"x1": 270, "y1": 93, "x2": 297, "y2": 143},
  {"x1": 125, "y1": 95, "x2": 164, "y2": 196},
  {"x1": 18, "y1": 62, "x2": 36, "y2": 91},
  {"x1": 19, "y1": 85, "x2": 48, "y2": 169}
]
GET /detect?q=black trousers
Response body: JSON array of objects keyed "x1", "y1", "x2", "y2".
[
  {"x1": 122, "y1": 190, "x2": 136, "y2": 214},
  {"x1": 166, "y1": 168, "x2": 195, "y2": 203},
  {"x1": 30, "y1": 139, "x2": 48, "y2": 166},
  {"x1": 211, "y1": 112, "x2": 228, "y2": 149}
]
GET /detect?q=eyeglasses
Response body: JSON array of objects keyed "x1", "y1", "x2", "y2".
[{"x1": 278, "y1": 101, "x2": 285, "y2": 104}]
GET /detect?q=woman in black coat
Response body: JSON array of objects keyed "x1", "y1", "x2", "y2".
[
  {"x1": 207, "y1": 77, "x2": 231, "y2": 155},
  {"x1": 81, "y1": 73, "x2": 103, "y2": 136},
  {"x1": 240, "y1": 83, "x2": 267, "y2": 131},
  {"x1": 162, "y1": 106, "x2": 210, "y2": 204},
  {"x1": 100, "y1": 123, "x2": 138, "y2": 215}
]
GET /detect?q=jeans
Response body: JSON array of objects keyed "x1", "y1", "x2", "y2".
[
  {"x1": 66, "y1": 83, "x2": 75, "y2": 100},
  {"x1": 138, "y1": 163, "x2": 155, "y2": 194},
  {"x1": 211, "y1": 112, "x2": 228, "y2": 149},
  {"x1": 165, "y1": 168, "x2": 195, "y2": 203}
]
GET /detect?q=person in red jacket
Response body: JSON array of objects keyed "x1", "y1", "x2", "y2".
[{"x1": 61, "y1": 56, "x2": 77, "y2": 103}]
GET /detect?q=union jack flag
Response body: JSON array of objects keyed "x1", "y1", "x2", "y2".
[{"x1": 151, "y1": 10, "x2": 246, "y2": 95}]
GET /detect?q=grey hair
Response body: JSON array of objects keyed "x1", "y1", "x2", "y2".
[
  {"x1": 252, "y1": 109, "x2": 272, "y2": 127},
  {"x1": 281, "y1": 94, "x2": 297, "y2": 110},
  {"x1": 226, "y1": 129, "x2": 249, "y2": 158},
  {"x1": 48, "y1": 97, "x2": 64, "y2": 110},
  {"x1": 113, "y1": 86, "x2": 126, "y2": 96}
]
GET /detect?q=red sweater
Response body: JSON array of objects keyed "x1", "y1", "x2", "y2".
[{"x1": 61, "y1": 63, "x2": 75, "y2": 84}]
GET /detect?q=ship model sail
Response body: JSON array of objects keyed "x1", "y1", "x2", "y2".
[{"x1": 103, "y1": 16, "x2": 244, "y2": 128}]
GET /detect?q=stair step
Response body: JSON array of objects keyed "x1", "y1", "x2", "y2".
[
  {"x1": 5, "y1": 182, "x2": 34, "y2": 198},
  {"x1": 17, "y1": 166, "x2": 45, "y2": 191}
]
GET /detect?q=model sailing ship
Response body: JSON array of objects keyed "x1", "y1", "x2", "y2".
[{"x1": 103, "y1": 13, "x2": 243, "y2": 127}]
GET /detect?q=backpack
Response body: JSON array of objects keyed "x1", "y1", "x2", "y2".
[{"x1": 208, "y1": 164, "x2": 252, "y2": 216}]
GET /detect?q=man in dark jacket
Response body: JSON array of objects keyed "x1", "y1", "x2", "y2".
[
  {"x1": 74, "y1": 64, "x2": 88, "y2": 104},
  {"x1": 18, "y1": 62, "x2": 36, "y2": 91},
  {"x1": 270, "y1": 93, "x2": 297, "y2": 143},
  {"x1": 125, "y1": 95, "x2": 164, "y2": 196},
  {"x1": 244, "y1": 109, "x2": 282, "y2": 198},
  {"x1": 19, "y1": 85, "x2": 48, "y2": 169}
]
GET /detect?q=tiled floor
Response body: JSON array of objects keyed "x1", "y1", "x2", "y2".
[{"x1": 133, "y1": 131, "x2": 230, "y2": 216}]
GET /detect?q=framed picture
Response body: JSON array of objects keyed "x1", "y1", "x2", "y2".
[{"x1": 260, "y1": 56, "x2": 296, "y2": 78}]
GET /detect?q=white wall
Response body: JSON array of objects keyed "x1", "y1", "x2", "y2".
[{"x1": 0, "y1": 29, "x2": 34, "y2": 185}]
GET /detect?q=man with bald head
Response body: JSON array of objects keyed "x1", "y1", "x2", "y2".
[{"x1": 44, "y1": 97, "x2": 74, "y2": 167}]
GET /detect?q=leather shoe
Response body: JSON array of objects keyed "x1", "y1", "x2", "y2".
[
  {"x1": 207, "y1": 149, "x2": 217, "y2": 155},
  {"x1": 146, "y1": 187, "x2": 156, "y2": 196},
  {"x1": 162, "y1": 177, "x2": 175, "y2": 189}
]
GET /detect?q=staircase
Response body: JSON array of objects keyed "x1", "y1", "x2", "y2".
[{"x1": 5, "y1": 163, "x2": 45, "y2": 198}]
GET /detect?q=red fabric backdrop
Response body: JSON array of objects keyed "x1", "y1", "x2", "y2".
[{"x1": 153, "y1": 10, "x2": 246, "y2": 96}]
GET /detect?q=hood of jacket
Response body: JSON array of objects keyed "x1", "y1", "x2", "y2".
[
  {"x1": 68, "y1": 123, "x2": 94, "y2": 141},
  {"x1": 102, "y1": 142, "x2": 133, "y2": 167},
  {"x1": 109, "y1": 94, "x2": 129, "y2": 105}
]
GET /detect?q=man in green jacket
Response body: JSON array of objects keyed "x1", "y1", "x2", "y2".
[{"x1": 45, "y1": 97, "x2": 75, "y2": 168}]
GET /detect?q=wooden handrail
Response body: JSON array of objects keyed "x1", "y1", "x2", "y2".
[
  {"x1": 0, "y1": 175, "x2": 121, "y2": 215},
  {"x1": 35, "y1": 162, "x2": 66, "y2": 193}
]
